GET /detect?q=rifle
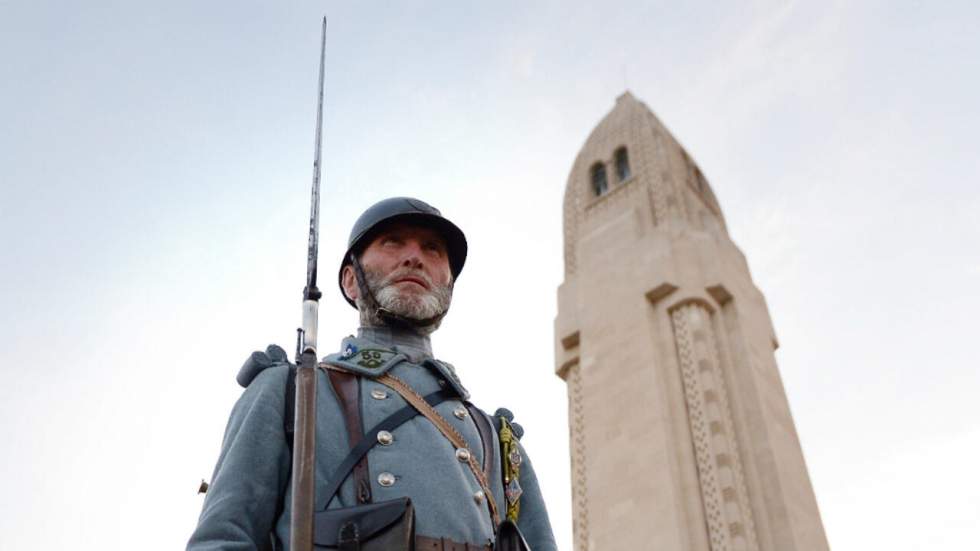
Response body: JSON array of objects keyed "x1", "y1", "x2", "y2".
[{"x1": 291, "y1": 16, "x2": 327, "y2": 551}]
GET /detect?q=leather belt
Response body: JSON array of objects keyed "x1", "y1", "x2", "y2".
[{"x1": 416, "y1": 535, "x2": 492, "y2": 551}]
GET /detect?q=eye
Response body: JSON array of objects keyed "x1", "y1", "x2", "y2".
[
  {"x1": 423, "y1": 240, "x2": 445, "y2": 255},
  {"x1": 381, "y1": 235, "x2": 402, "y2": 247}
]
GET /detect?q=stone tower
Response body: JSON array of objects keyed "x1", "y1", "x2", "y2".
[{"x1": 554, "y1": 92, "x2": 829, "y2": 551}]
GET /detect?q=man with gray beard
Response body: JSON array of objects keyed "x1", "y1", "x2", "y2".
[
  {"x1": 189, "y1": 197, "x2": 557, "y2": 551},
  {"x1": 350, "y1": 241, "x2": 453, "y2": 334}
]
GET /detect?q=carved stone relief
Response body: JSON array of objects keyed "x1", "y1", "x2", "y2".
[
  {"x1": 671, "y1": 302, "x2": 760, "y2": 551},
  {"x1": 566, "y1": 362, "x2": 591, "y2": 551}
]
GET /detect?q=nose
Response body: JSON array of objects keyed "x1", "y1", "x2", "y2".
[{"x1": 399, "y1": 240, "x2": 425, "y2": 270}]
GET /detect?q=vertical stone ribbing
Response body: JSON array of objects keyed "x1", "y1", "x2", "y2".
[
  {"x1": 566, "y1": 364, "x2": 590, "y2": 551},
  {"x1": 563, "y1": 179, "x2": 580, "y2": 276},
  {"x1": 672, "y1": 303, "x2": 759, "y2": 551}
]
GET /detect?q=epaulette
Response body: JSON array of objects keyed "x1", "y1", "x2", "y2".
[{"x1": 237, "y1": 344, "x2": 290, "y2": 388}]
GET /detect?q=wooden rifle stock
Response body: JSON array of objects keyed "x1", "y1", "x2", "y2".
[{"x1": 290, "y1": 350, "x2": 319, "y2": 550}]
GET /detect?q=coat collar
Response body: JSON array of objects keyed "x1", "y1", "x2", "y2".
[
  {"x1": 321, "y1": 335, "x2": 469, "y2": 399},
  {"x1": 356, "y1": 326, "x2": 432, "y2": 362}
]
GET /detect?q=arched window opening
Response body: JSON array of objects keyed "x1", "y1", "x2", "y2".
[
  {"x1": 591, "y1": 162, "x2": 608, "y2": 196},
  {"x1": 615, "y1": 147, "x2": 631, "y2": 182}
]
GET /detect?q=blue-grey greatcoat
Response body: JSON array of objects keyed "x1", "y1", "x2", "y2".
[{"x1": 188, "y1": 328, "x2": 557, "y2": 550}]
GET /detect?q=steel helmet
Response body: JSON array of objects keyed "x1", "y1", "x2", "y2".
[{"x1": 338, "y1": 197, "x2": 467, "y2": 308}]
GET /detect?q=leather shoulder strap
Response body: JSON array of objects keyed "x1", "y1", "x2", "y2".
[
  {"x1": 467, "y1": 404, "x2": 495, "y2": 478},
  {"x1": 326, "y1": 367, "x2": 372, "y2": 504},
  {"x1": 375, "y1": 373, "x2": 501, "y2": 527},
  {"x1": 284, "y1": 365, "x2": 297, "y2": 450}
]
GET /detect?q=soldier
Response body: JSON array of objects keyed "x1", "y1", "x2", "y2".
[{"x1": 188, "y1": 197, "x2": 557, "y2": 551}]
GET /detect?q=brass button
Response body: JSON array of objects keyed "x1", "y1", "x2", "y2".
[
  {"x1": 377, "y1": 430, "x2": 393, "y2": 446},
  {"x1": 455, "y1": 448, "x2": 471, "y2": 462},
  {"x1": 453, "y1": 406, "x2": 468, "y2": 419},
  {"x1": 473, "y1": 490, "x2": 485, "y2": 504},
  {"x1": 371, "y1": 389, "x2": 388, "y2": 400},
  {"x1": 377, "y1": 472, "x2": 396, "y2": 487}
]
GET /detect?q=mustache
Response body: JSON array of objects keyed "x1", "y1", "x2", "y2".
[{"x1": 380, "y1": 268, "x2": 436, "y2": 289}]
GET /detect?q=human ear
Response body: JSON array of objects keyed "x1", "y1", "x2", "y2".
[{"x1": 341, "y1": 265, "x2": 359, "y2": 302}]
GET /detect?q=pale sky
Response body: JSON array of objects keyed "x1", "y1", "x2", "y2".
[{"x1": 2, "y1": 1, "x2": 978, "y2": 550}]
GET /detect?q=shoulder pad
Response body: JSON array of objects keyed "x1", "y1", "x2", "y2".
[
  {"x1": 237, "y1": 344, "x2": 291, "y2": 387},
  {"x1": 321, "y1": 345, "x2": 406, "y2": 377}
]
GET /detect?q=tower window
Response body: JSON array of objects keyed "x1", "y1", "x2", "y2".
[
  {"x1": 615, "y1": 147, "x2": 631, "y2": 181},
  {"x1": 591, "y1": 162, "x2": 608, "y2": 196}
]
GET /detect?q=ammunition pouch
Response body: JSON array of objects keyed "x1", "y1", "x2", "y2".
[{"x1": 313, "y1": 497, "x2": 415, "y2": 551}]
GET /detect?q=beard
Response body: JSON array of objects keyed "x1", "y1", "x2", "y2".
[{"x1": 356, "y1": 266, "x2": 453, "y2": 334}]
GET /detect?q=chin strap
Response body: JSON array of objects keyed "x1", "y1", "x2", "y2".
[{"x1": 349, "y1": 252, "x2": 448, "y2": 329}]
